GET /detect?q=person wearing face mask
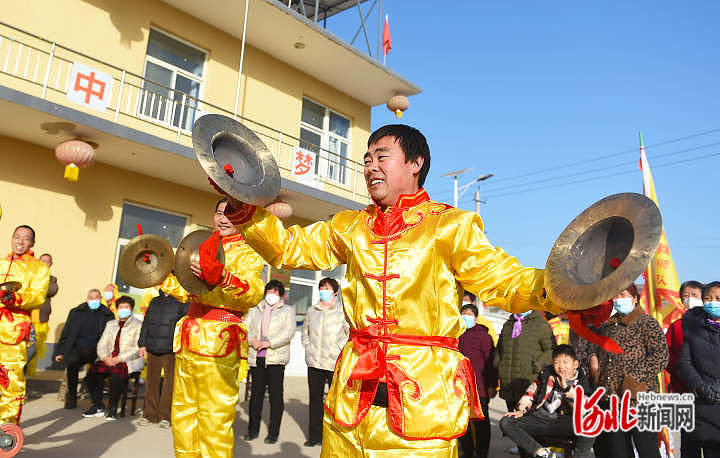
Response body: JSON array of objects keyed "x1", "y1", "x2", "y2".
[
  {"x1": 495, "y1": 310, "x2": 555, "y2": 416},
  {"x1": 458, "y1": 304, "x2": 497, "y2": 458},
  {"x1": 463, "y1": 291, "x2": 497, "y2": 344},
  {"x1": 589, "y1": 284, "x2": 668, "y2": 458},
  {"x1": 101, "y1": 283, "x2": 119, "y2": 314},
  {"x1": 665, "y1": 280, "x2": 704, "y2": 396},
  {"x1": 0, "y1": 225, "x2": 50, "y2": 424},
  {"x1": 301, "y1": 278, "x2": 349, "y2": 447},
  {"x1": 54, "y1": 288, "x2": 114, "y2": 409},
  {"x1": 84, "y1": 296, "x2": 144, "y2": 420},
  {"x1": 244, "y1": 280, "x2": 296, "y2": 444},
  {"x1": 158, "y1": 197, "x2": 265, "y2": 458},
  {"x1": 677, "y1": 281, "x2": 720, "y2": 457}
]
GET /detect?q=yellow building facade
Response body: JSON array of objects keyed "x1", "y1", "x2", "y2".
[{"x1": 0, "y1": 0, "x2": 420, "y2": 361}]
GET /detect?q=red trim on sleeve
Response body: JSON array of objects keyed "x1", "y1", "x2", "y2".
[{"x1": 225, "y1": 203, "x2": 256, "y2": 225}]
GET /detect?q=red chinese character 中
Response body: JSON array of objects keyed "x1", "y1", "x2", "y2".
[{"x1": 74, "y1": 71, "x2": 106, "y2": 104}]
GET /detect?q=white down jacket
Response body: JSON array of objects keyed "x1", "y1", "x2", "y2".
[
  {"x1": 247, "y1": 300, "x2": 296, "y2": 367},
  {"x1": 302, "y1": 302, "x2": 349, "y2": 371},
  {"x1": 95, "y1": 316, "x2": 145, "y2": 374}
]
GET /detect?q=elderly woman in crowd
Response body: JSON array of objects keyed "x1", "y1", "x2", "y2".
[
  {"x1": 83, "y1": 295, "x2": 144, "y2": 421},
  {"x1": 677, "y1": 281, "x2": 720, "y2": 457},
  {"x1": 245, "y1": 280, "x2": 296, "y2": 444},
  {"x1": 589, "y1": 284, "x2": 668, "y2": 458}
]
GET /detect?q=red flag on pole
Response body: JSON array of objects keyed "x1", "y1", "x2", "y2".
[{"x1": 382, "y1": 15, "x2": 392, "y2": 57}]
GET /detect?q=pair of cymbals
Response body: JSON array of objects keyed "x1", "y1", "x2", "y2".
[{"x1": 118, "y1": 231, "x2": 223, "y2": 296}]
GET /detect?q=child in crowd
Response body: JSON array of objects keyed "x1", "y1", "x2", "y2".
[{"x1": 499, "y1": 345, "x2": 594, "y2": 458}]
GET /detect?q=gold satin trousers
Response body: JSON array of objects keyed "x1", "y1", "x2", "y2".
[
  {"x1": 0, "y1": 341, "x2": 27, "y2": 424},
  {"x1": 172, "y1": 347, "x2": 241, "y2": 458},
  {"x1": 320, "y1": 406, "x2": 458, "y2": 458}
]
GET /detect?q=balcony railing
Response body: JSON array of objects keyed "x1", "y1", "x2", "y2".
[{"x1": 0, "y1": 21, "x2": 369, "y2": 203}]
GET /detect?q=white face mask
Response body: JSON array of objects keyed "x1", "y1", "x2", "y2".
[
  {"x1": 265, "y1": 293, "x2": 280, "y2": 306},
  {"x1": 683, "y1": 297, "x2": 703, "y2": 309}
]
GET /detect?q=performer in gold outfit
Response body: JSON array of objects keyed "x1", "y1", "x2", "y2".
[
  {"x1": 218, "y1": 125, "x2": 565, "y2": 457},
  {"x1": 0, "y1": 226, "x2": 49, "y2": 424},
  {"x1": 160, "y1": 198, "x2": 264, "y2": 458}
]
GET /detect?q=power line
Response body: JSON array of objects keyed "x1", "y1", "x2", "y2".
[
  {"x1": 476, "y1": 149, "x2": 720, "y2": 200},
  {"x1": 478, "y1": 141, "x2": 720, "y2": 194},
  {"x1": 431, "y1": 126, "x2": 720, "y2": 197}
]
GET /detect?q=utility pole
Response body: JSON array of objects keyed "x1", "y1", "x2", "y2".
[
  {"x1": 441, "y1": 168, "x2": 472, "y2": 207},
  {"x1": 474, "y1": 190, "x2": 481, "y2": 215}
]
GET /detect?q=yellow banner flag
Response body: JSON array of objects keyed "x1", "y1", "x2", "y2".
[{"x1": 638, "y1": 134, "x2": 684, "y2": 329}]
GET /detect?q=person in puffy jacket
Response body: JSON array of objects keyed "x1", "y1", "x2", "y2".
[
  {"x1": 136, "y1": 290, "x2": 188, "y2": 427},
  {"x1": 83, "y1": 296, "x2": 144, "y2": 421},
  {"x1": 301, "y1": 277, "x2": 349, "y2": 447},
  {"x1": 677, "y1": 281, "x2": 720, "y2": 457},
  {"x1": 245, "y1": 280, "x2": 296, "y2": 444}
]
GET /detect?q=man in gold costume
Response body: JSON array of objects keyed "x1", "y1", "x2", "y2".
[
  {"x1": 160, "y1": 198, "x2": 264, "y2": 458},
  {"x1": 0, "y1": 225, "x2": 49, "y2": 424},
  {"x1": 216, "y1": 125, "x2": 565, "y2": 457}
]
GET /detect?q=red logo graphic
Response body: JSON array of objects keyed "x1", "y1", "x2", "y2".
[
  {"x1": 573, "y1": 386, "x2": 638, "y2": 437},
  {"x1": 74, "y1": 71, "x2": 106, "y2": 104},
  {"x1": 294, "y1": 151, "x2": 314, "y2": 176}
]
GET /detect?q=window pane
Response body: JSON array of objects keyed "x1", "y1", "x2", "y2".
[
  {"x1": 291, "y1": 269, "x2": 316, "y2": 280},
  {"x1": 329, "y1": 112, "x2": 349, "y2": 138},
  {"x1": 289, "y1": 283, "x2": 313, "y2": 316},
  {"x1": 118, "y1": 203, "x2": 187, "y2": 246},
  {"x1": 141, "y1": 61, "x2": 172, "y2": 121},
  {"x1": 173, "y1": 74, "x2": 201, "y2": 130},
  {"x1": 147, "y1": 29, "x2": 205, "y2": 76},
  {"x1": 301, "y1": 98, "x2": 324, "y2": 129},
  {"x1": 300, "y1": 128, "x2": 321, "y2": 153}
]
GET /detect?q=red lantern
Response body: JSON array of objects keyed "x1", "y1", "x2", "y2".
[
  {"x1": 55, "y1": 139, "x2": 96, "y2": 182},
  {"x1": 386, "y1": 94, "x2": 409, "y2": 119},
  {"x1": 266, "y1": 201, "x2": 293, "y2": 220}
]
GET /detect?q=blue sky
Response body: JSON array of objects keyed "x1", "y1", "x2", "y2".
[{"x1": 327, "y1": 1, "x2": 718, "y2": 283}]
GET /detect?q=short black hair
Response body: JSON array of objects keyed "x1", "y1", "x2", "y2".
[
  {"x1": 552, "y1": 344, "x2": 577, "y2": 360},
  {"x1": 265, "y1": 279, "x2": 285, "y2": 297},
  {"x1": 39, "y1": 253, "x2": 52, "y2": 260},
  {"x1": 461, "y1": 304, "x2": 478, "y2": 317},
  {"x1": 115, "y1": 295, "x2": 135, "y2": 309},
  {"x1": 702, "y1": 281, "x2": 720, "y2": 298},
  {"x1": 215, "y1": 197, "x2": 229, "y2": 212},
  {"x1": 680, "y1": 280, "x2": 704, "y2": 296},
  {"x1": 13, "y1": 225, "x2": 35, "y2": 243},
  {"x1": 463, "y1": 291, "x2": 476, "y2": 303},
  {"x1": 319, "y1": 277, "x2": 339, "y2": 294},
  {"x1": 367, "y1": 124, "x2": 431, "y2": 187}
]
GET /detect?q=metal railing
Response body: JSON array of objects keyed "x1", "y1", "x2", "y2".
[{"x1": 0, "y1": 21, "x2": 369, "y2": 202}]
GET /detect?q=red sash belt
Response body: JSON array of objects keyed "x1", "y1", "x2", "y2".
[
  {"x1": 0, "y1": 306, "x2": 32, "y2": 344},
  {"x1": 348, "y1": 320, "x2": 458, "y2": 382},
  {"x1": 0, "y1": 306, "x2": 30, "y2": 322},
  {"x1": 187, "y1": 302, "x2": 244, "y2": 323}
]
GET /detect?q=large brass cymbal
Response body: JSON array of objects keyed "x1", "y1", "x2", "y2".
[
  {"x1": 545, "y1": 193, "x2": 662, "y2": 310},
  {"x1": 174, "y1": 230, "x2": 225, "y2": 296},
  {"x1": 0, "y1": 281, "x2": 21, "y2": 294},
  {"x1": 192, "y1": 114, "x2": 280, "y2": 206},
  {"x1": 118, "y1": 235, "x2": 174, "y2": 289}
]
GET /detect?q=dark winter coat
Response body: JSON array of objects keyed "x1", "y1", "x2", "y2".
[
  {"x1": 677, "y1": 307, "x2": 720, "y2": 442},
  {"x1": 494, "y1": 311, "x2": 555, "y2": 403},
  {"x1": 54, "y1": 302, "x2": 114, "y2": 360},
  {"x1": 459, "y1": 323, "x2": 498, "y2": 399},
  {"x1": 138, "y1": 291, "x2": 188, "y2": 355}
]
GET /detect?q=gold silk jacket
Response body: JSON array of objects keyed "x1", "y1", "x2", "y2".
[
  {"x1": 160, "y1": 234, "x2": 264, "y2": 359},
  {"x1": 0, "y1": 252, "x2": 50, "y2": 345},
  {"x1": 230, "y1": 188, "x2": 561, "y2": 441}
]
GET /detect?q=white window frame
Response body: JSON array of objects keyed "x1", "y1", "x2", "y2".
[
  {"x1": 139, "y1": 27, "x2": 208, "y2": 132},
  {"x1": 111, "y1": 201, "x2": 189, "y2": 296},
  {"x1": 300, "y1": 97, "x2": 351, "y2": 186}
]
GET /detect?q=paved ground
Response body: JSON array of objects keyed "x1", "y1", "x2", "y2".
[{"x1": 18, "y1": 371, "x2": 518, "y2": 457}]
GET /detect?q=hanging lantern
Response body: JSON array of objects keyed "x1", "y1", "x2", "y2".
[
  {"x1": 386, "y1": 94, "x2": 409, "y2": 119},
  {"x1": 266, "y1": 200, "x2": 293, "y2": 220},
  {"x1": 55, "y1": 139, "x2": 96, "y2": 182}
]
